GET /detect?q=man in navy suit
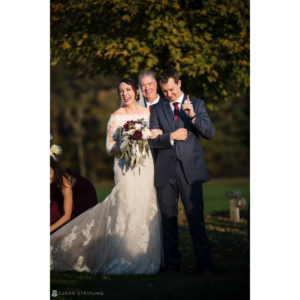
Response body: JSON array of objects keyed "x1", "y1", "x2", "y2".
[
  {"x1": 149, "y1": 69, "x2": 215, "y2": 275},
  {"x1": 138, "y1": 71, "x2": 161, "y2": 108}
]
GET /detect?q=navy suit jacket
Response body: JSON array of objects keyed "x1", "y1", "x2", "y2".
[{"x1": 149, "y1": 94, "x2": 215, "y2": 187}]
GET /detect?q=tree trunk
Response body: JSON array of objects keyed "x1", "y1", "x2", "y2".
[{"x1": 65, "y1": 108, "x2": 86, "y2": 177}]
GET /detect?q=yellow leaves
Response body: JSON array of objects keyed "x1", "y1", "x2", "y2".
[
  {"x1": 169, "y1": 37, "x2": 180, "y2": 47},
  {"x1": 148, "y1": 25, "x2": 155, "y2": 31},
  {"x1": 173, "y1": 3, "x2": 180, "y2": 10},
  {"x1": 212, "y1": 69, "x2": 219, "y2": 78},
  {"x1": 208, "y1": 76, "x2": 216, "y2": 83},
  {"x1": 52, "y1": 16, "x2": 60, "y2": 22},
  {"x1": 221, "y1": 89, "x2": 228, "y2": 96},
  {"x1": 219, "y1": 4, "x2": 227, "y2": 17},
  {"x1": 206, "y1": 103, "x2": 219, "y2": 111},
  {"x1": 137, "y1": 47, "x2": 149, "y2": 55},
  {"x1": 229, "y1": 7, "x2": 236, "y2": 14},
  {"x1": 121, "y1": 15, "x2": 131, "y2": 22},
  {"x1": 241, "y1": 60, "x2": 249, "y2": 67},
  {"x1": 51, "y1": 3, "x2": 64, "y2": 12},
  {"x1": 223, "y1": 39, "x2": 234, "y2": 48},
  {"x1": 50, "y1": 0, "x2": 249, "y2": 98},
  {"x1": 127, "y1": 42, "x2": 134, "y2": 50},
  {"x1": 104, "y1": 50, "x2": 114, "y2": 59},
  {"x1": 118, "y1": 50, "x2": 130, "y2": 57},
  {"x1": 77, "y1": 39, "x2": 83, "y2": 46},
  {"x1": 182, "y1": 30, "x2": 192, "y2": 41},
  {"x1": 240, "y1": 30, "x2": 247, "y2": 38},
  {"x1": 172, "y1": 28, "x2": 178, "y2": 35},
  {"x1": 62, "y1": 40, "x2": 71, "y2": 50},
  {"x1": 199, "y1": 68, "x2": 205, "y2": 75},
  {"x1": 205, "y1": 63, "x2": 214, "y2": 72},
  {"x1": 50, "y1": 57, "x2": 60, "y2": 66},
  {"x1": 204, "y1": 32, "x2": 212, "y2": 41}
]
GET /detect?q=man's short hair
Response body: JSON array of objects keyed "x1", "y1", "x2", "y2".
[
  {"x1": 138, "y1": 71, "x2": 157, "y2": 85},
  {"x1": 159, "y1": 69, "x2": 180, "y2": 84}
]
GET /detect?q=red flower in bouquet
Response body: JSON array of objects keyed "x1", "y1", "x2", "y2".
[
  {"x1": 124, "y1": 120, "x2": 137, "y2": 132},
  {"x1": 131, "y1": 130, "x2": 143, "y2": 140}
]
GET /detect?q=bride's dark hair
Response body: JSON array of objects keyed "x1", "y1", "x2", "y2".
[{"x1": 118, "y1": 78, "x2": 140, "y2": 101}]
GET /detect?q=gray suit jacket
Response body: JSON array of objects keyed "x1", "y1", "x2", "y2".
[{"x1": 149, "y1": 94, "x2": 215, "y2": 187}]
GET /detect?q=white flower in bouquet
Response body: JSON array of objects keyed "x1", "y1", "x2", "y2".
[
  {"x1": 142, "y1": 128, "x2": 152, "y2": 139},
  {"x1": 127, "y1": 129, "x2": 136, "y2": 136},
  {"x1": 135, "y1": 123, "x2": 142, "y2": 130}
]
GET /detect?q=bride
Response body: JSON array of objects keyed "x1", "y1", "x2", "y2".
[{"x1": 50, "y1": 78, "x2": 162, "y2": 275}]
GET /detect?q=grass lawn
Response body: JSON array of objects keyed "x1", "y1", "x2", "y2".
[{"x1": 51, "y1": 178, "x2": 249, "y2": 299}]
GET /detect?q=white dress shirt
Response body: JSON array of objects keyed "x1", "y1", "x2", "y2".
[
  {"x1": 169, "y1": 92, "x2": 184, "y2": 145},
  {"x1": 169, "y1": 92, "x2": 184, "y2": 114},
  {"x1": 145, "y1": 95, "x2": 160, "y2": 108}
]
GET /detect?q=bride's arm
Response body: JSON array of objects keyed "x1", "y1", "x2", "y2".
[{"x1": 106, "y1": 115, "x2": 121, "y2": 155}]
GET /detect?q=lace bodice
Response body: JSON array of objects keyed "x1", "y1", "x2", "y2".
[{"x1": 106, "y1": 113, "x2": 150, "y2": 154}]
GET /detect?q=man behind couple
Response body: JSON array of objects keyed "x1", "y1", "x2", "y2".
[{"x1": 50, "y1": 70, "x2": 214, "y2": 276}]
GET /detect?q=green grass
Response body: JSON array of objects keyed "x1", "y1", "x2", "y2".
[
  {"x1": 96, "y1": 179, "x2": 250, "y2": 214},
  {"x1": 51, "y1": 178, "x2": 249, "y2": 299}
]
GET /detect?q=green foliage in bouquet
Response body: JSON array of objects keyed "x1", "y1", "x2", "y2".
[{"x1": 119, "y1": 139, "x2": 150, "y2": 168}]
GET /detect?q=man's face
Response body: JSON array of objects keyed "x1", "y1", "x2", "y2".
[
  {"x1": 140, "y1": 75, "x2": 157, "y2": 101},
  {"x1": 160, "y1": 78, "x2": 182, "y2": 102}
]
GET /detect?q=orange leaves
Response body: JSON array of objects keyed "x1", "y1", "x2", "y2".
[
  {"x1": 212, "y1": 69, "x2": 219, "y2": 78},
  {"x1": 62, "y1": 40, "x2": 71, "y2": 50}
]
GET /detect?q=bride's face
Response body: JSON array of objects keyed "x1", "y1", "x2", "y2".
[{"x1": 119, "y1": 82, "x2": 136, "y2": 106}]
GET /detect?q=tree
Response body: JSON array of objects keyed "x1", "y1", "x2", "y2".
[
  {"x1": 51, "y1": 0, "x2": 250, "y2": 181},
  {"x1": 51, "y1": 0, "x2": 249, "y2": 103},
  {"x1": 51, "y1": 64, "x2": 120, "y2": 179}
]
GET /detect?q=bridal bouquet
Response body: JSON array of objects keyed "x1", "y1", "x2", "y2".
[{"x1": 118, "y1": 118, "x2": 152, "y2": 167}]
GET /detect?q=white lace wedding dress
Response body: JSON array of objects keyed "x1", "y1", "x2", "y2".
[{"x1": 50, "y1": 113, "x2": 161, "y2": 274}]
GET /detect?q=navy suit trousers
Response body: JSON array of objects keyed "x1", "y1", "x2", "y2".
[{"x1": 156, "y1": 159, "x2": 213, "y2": 272}]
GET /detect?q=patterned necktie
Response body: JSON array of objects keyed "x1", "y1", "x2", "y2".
[
  {"x1": 172, "y1": 102, "x2": 179, "y2": 121},
  {"x1": 149, "y1": 104, "x2": 152, "y2": 112}
]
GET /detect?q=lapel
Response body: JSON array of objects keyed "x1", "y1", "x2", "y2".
[{"x1": 162, "y1": 100, "x2": 176, "y2": 131}]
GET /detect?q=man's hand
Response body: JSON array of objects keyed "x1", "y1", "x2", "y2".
[
  {"x1": 150, "y1": 129, "x2": 163, "y2": 139},
  {"x1": 182, "y1": 94, "x2": 195, "y2": 119},
  {"x1": 170, "y1": 128, "x2": 188, "y2": 141}
]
